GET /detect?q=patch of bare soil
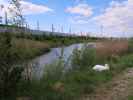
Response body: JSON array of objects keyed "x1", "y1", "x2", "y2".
[{"x1": 82, "y1": 68, "x2": 133, "y2": 100}]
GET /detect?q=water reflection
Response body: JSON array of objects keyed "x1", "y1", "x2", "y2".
[{"x1": 31, "y1": 43, "x2": 95, "y2": 78}]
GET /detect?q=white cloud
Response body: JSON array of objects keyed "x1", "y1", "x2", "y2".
[
  {"x1": 68, "y1": 0, "x2": 133, "y2": 37},
  {"x1": 66, "y1": 4, "x2": 93, "y2": 17},
  {"x1": 20, "y1": 1, "x2": 53, "y2": 15},
  {"x1": 93, "y1": 0, "x2": 133, "y2": 37},
  {"x1": 0, "y1": 0, "x2": 53, "y2": 16},
  {"x1": 69, "y1": 15, "x2": 90, "y2": 24}
]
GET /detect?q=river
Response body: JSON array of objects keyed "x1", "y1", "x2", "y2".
[{"x1": 30, "y1": 43, "x2": 95, "y2": 78}]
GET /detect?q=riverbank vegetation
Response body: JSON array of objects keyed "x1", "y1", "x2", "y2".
[
  {"x1": 17, "y1": 40, "x2": 133, "y2": 100},
  {"x1": 15, "y1": 31, "x2": 98, "y2": 47},
  {"x1": 0, "y1": 30, "x2": 99, "y2": 60},
  {"x1": 12, "y1": 38, "x2": 50, "y2": 60},
  {"x1": 1, "y1": 0, "x2": 133, "y2": 99},
  {"x1": 0, "y1": 31, "x2": 98, "y2": 100},
  {"x1": 0, "y1": 32, "x2": 24, "y2": 100},
  {"x1": 1, "y1": 31, "x2": 133, "y2": 100}
]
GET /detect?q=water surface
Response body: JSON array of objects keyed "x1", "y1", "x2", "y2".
[{"x1": 31, "y1": 43, "x2": 95, "y2": 78}]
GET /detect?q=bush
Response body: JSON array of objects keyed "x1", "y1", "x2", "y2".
[
  {"x1": 108, "y1": 54, "x2": 133, "y2": 76},
  {"x1": 18, "y1": 43, "x2": 133, "y2": 100},
  {"x1": 71, "y1": 45, "x2": 96, "y2": 71},
  {"x1": 19, "y1": 59, "x2": 66, "y2": 100},
  {"x1": 128, "y1": 39, "x2": 133, "y2": 53},
  {"x1": 0, "y1": 32, "x2": 24, "y2": 99},
  {"x1": 71, "y1": 48, "x2": 81, "y2": 70},
  {"x1": 80, "y1": 46, "x2": 96, "y2": 68},
  {"x1": 128, "y1": 95, "x2": 133, "y2": 100}
]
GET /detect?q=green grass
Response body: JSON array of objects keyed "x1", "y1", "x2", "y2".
[
  {"x1": 1, "y1": 36, "x2": 132, "y2": 100},
  {"x1": 128, "y1": 95, "x2": 133, "y2": 100},
  {"x1": 17, "y1": 43, "x2": 133, "y2": 100},
  {"x1": 11, "y1": 38, "x2": 50, "y2": 60},
  {"x1": 128, "y1": 39, "x2": 133, "y2": 53},
  {"x1": 9, "y1": 33, "x2": 97, "y2": 61}
]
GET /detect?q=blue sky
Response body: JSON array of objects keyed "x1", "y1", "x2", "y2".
[
  {"x1": 0, "y1": 0, "x2": 133, "y2": 37},
  {"x1": 25, "y1": 0, "x2": 110, "y2": 32}
]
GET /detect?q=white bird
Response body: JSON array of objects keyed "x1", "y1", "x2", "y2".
[{"x1": 92, "y1": 64, "x2": 109, "y2": 72}]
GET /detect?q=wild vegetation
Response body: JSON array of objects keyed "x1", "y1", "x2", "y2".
[
  {"x1": 0, "y1": 29, "x2": 133, "y2": 100},
  {"x1": 0, "y1": 32, "x2": 24, "y2": 100},
  {"x1": 15, "y1": 39, "x2": 133, "y2": 100},
  {"x1": 12, "y1": 38, "x2": 50, "y2": 60},
  {"x1": 0, "y1": 2, "x2": 133, "y2": 99},
  {"x1": 16, "y1": 32, "x2": 98, "y2": 47},
  {"x1": 0, "y1": 30, "x2": 98, "y2": 100},
  {"x1": 1, "y1": 0, "x2": 133, "y2": 100}
]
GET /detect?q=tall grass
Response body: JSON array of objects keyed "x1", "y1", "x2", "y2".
[
  {"x1": 128, "y1": 39, "x2": 133, "y2": 53},
  {"x1": 18, "y1": 40, "x2": 133, "y2": 100},
  {"x1": 11, "y1": 38, "x2": 50, "y2": 60},
  {"x1": 71, "y1": 45, "x2": 96, "y2": 71},
  {"x1": 0, "y1": 33, "x2": 24, "y2": 99}
]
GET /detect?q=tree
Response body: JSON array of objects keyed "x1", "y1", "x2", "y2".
[
  {"x1": 0, "y1": 5, "x2": 4, "y2": 24},
  {"x1": 0, "y1": 32, "x2": 24, "y2": 99},
  {"x1": 8, "y1": 0, "x2": 25, "y2": 27}
]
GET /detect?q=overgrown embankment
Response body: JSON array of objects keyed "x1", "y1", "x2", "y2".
[
  {"x1": 8, "y1": 31, "x2": 99, "y2": 60},
  {"x1": 1, "y1": 31, "x2": 133, "y2": 100},
  {"x1": 17, "y1": 40, "x2": 133, "y2": 100},
  {"x1": 11, "y1": 38, "x2": 50, "y2": 60},
  {"x1": 0, "y1": 32, "x2": 98, "y2": 99},
  {"x1": 0, "y1": 32, "x2": 98, "y2": 62}
]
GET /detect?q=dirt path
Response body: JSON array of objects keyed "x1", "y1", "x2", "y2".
[{"x1": 82, "y1": 68, "x2": 133, "y2": 100}]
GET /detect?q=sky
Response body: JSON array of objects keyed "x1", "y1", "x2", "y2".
[{"x1": 0, "y1": 0, "x2": 133, "y2": 37}]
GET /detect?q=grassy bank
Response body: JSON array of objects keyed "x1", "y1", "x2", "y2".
[
  {"x1": 11, "y1": 37, "x2": 94, "y2": 61},
  {"x1": 0, "y1": 32, "x2": 100, "y2": 99},
  {"x1": 11, "y1": 38, "x2": 50, "y2": 60},
  {"x1": 1, "y1": 31, "x2": 133, "y2": 100},
  {"x1": 6, "y1": 31, "x2": 99, "y2": 61},
  {"x1": 17, "y1": 40, "x2": 133, "y2": 100}
]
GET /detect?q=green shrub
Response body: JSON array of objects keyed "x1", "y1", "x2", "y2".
[
  {"x1": 18, "y1": 44, "x2": 133, "y2": 100},
  {"x1": 128, "y1": 39, "x2": 133, "y2": 53},
  {"x1": 119, "y1": 54, "x2": 133, "y2": 68},
  {"x1": 71, "y1": 45, "x2": 96, "y2": 71},
  {"x1": 20, "y1": 60, "x2": 66, "y2": 100},
  {"x1": 71, "y1": 48, "x2": 81, "y2": 70},
  {"x1": 0, "y1": 33, "x2": 24, "y2": 99},
  {"x1": 128, "y1": 95, "x2": 133, "y2": 100},
  {"x1": 80, "y1": 46, "x2": 96, "y2": 68}
]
